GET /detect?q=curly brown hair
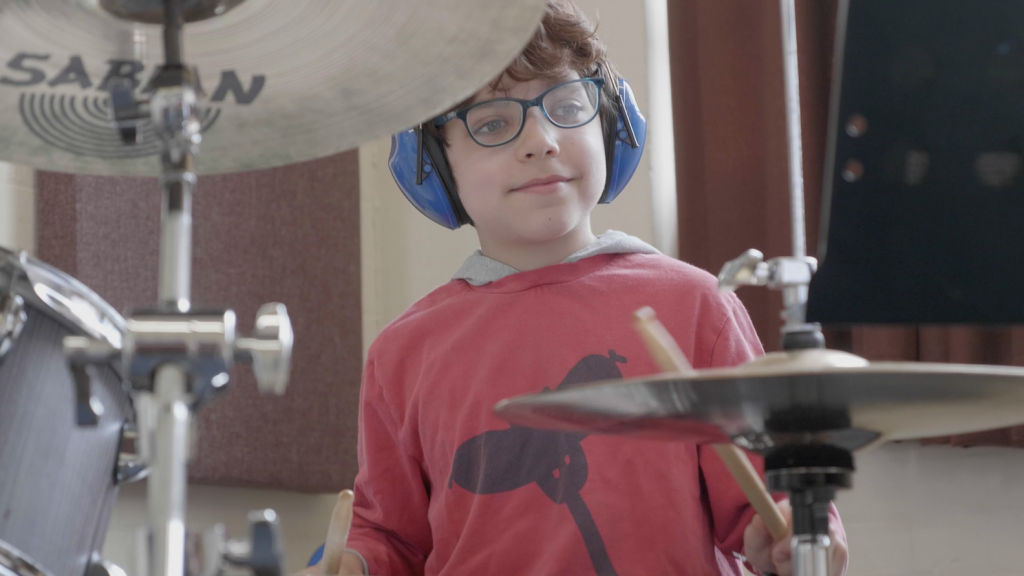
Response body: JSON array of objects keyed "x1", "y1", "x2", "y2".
[{"x1": 424, "y1": 0, "x2": 619, "y2": 145}]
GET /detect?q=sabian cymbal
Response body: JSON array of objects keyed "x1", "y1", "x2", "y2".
[
  {"x1": 0, "y1": 0, "x2": 546, "y2": 176},
  {"x1": 493, "y1": 349, "x2": 1024, "y2": 452}
]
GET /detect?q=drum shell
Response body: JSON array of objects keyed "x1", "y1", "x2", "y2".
[{"x1": 0, "y1": 307, "x2": 131, "y2": 576}]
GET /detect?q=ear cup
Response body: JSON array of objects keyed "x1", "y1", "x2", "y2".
[
  {"x1": 601, "y1": 77, "x2": 648, "y2": 204},
  {"x1": 420, "y1": 130, "x2": 472, "y2": 226},
  {"x1": 388, "y1": 129, "x2": 464, "y2": 230}
]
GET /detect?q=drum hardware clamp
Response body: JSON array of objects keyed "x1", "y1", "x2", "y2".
[
  {"x1": 116, "y1": 420, "x2": 152, "y2": 485},
  {"x1": 0, "y1": 293, "x2": 27, "y2": 359},
  {"x1": 0, "y1": 540, "x2": 52, "y2": 576},
  {"x1": 86, "y1": 554, "x2": 130, "y2": 576},
  {"x1": 0, "y1": 253, "x2": 29, "y2": 360},
  {"x1": 62, "y1": 293, "x2": 295, "y2": 576},
  {"x1": 718, "y1": 249, "x2": 823, "y2": 351},
  {"x1": 190, "y1": 511, "x2": 286, "y2": 576}
]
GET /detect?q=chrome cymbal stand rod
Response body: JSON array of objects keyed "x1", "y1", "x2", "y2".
[
  {"x1": 154, "y1": 81, "x2": 199, "y2": 313},
  {"x1": 158, "y1": 171, "x2": 194, "y2": 314},
  {"x1": 717, "y1": 0, "x2": 822, "y2": 351},
  {"x1": 65, "y1": 3, "x2": 295, "y2": 576},
  {"x1": 775, "y1": 3, "x2": 834, "y2": 574},
  {"x1": 148, "y1": 364, "x2": 191, "y2": 576},
  {"x1": 781, "y1": 0, "x2": 806, "y2": 263},
  {"x1": 163, "y1": 0, "x2": 184, "y2": 66},
  {"x1": 155, "y1": 0, "x2": 197, "y2": 315},
  {"x1": 717, "y1": 1, "x2": 836, "y2": 572},
  {"x1": 779, "y1": 0, "x2": 812, "y2": 335},
  {"x1": 147, "y1": 3, "x2": 202, "y2": 574}
]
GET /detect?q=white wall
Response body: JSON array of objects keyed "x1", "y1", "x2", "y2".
[
  {"x1": 584, "y1": 0, "x2": 656, "y2": 250},
  {"x1": 838, "y1": 443, "x2": 1024, "y2": 576},
  {"x1": 0, "y1": 162, "x2": 36, "y2": 255}
]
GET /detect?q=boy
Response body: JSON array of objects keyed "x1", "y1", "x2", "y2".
[{"x1": 325, "y1": 1, "x2": 849, "y2": 574}]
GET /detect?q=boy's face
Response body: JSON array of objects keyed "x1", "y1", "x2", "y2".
[{"x1": 443, "y1": 71, "x2": 607, "y2": 247}]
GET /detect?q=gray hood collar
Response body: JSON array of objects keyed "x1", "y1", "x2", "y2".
[{"x1": 452, "y1": 230, "x2": 661, "y2": 286}]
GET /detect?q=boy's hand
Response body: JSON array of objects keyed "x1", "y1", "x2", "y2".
[
  {"x1": 743, "y1": 500, "x2": 848, "y2": 576},
  {"x1": 296, "y1": 490, "x2": 366, "y2": 576}
]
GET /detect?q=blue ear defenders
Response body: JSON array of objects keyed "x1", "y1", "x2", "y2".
[{"x1": 388, "y1": 77, "x2": 648, "y2": 230}]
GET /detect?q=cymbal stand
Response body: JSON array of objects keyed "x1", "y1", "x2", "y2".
[
  {"x1": 715, "y1": 2, "x2": 842, "y2": 576},
  {"x1": 63, "y1": 2, "x2": 294, "y2": 576},
  {"x1": 717, "y1": 0, "x2": 822, "y2": 352}
]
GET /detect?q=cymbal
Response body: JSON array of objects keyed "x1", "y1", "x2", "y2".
[
  {"x1": 493, "y1": 349, "x2": 1024, "y2": 452},
  {"x1": 0, "y1": 0, "x2": 547, "y2": 176}
]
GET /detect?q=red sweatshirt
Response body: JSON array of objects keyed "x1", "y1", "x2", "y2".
[{"x1": 348, "y1": 251, "x2": 814, "y2": 576}]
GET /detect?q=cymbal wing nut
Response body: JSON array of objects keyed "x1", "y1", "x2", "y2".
[
  {"x1": 234, "y1": 303, "x2": 293, "y2": 396},
  {"x1": 718, "y1": 249, "x2": 770, "y2": 292}
]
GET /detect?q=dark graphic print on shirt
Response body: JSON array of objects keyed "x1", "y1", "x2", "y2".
[{"x1": 448, "y1": 351, "x2": 628, "y2": 576}]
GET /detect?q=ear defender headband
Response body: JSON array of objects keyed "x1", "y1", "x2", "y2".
[{"x1": 388, "y1": 76, "x2": 647, "y2": 230}]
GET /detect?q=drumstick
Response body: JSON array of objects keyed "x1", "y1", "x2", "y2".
[
  {"x1": 631, "y1": 307, "x2": 790, "y2": 542},
  {"x1": 322, "y1": 490, "x2": 355, "y2": 575}
]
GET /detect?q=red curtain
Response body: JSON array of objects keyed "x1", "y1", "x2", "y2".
[{"x1": 667, "y1": 0, "x2": 1024, "y2": 447}]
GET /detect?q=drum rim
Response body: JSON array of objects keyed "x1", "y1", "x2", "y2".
[
  {"x1": 0, "y1": 247, "x2": 125, "y2": 349},
  {"x1": 0, "y1": 539, "x2": 54, "y2": 576}
]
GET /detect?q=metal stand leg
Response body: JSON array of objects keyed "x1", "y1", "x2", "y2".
[
  {"x1": 148, "y1": 364, "x2": 191, "y2": 576},
  {"x1": 716, "y1": 0, "x2": 825, "y2": 350},
  {"x1": 789, "y1": 487, "x2": 835, "y2": 576},
  {"x1": 766, "y1": 447, "x2": 853, "y2": 576},
  {"x1": 792, "y1": 534, "x2": 831, "y2": 576},
  {"x1": 64, "y1": 3, "x2": 294, "y2": 576}
]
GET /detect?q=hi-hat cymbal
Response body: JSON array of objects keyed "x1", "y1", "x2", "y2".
[
  {"x1": 0, "y1": 0, "x2": 546, "y2": 176},
  {"x1": 494, "y1": 349, "x2": 1024, "y2": 452}
]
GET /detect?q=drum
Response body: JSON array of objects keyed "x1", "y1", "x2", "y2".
[{"x1": 0, "y1": 248, "x2": 134, "y2": 576}]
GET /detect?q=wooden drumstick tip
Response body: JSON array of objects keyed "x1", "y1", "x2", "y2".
[
  {"x1": 631, "y1": 306, "x2": 694, "y2": 374},
  {"x1": 632, "y1": 305, "x2": 657, "y2": 325},
  {"x1": 337, "y1": 488, "x2": 354, "y2": 505},
  {"x1": 322, "y1": 489, "x2": 355, "y2": 575}
]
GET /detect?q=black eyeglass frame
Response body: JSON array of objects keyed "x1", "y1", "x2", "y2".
[{"x1": 431, "y1": 77, "x2": 606, "y2": 148}]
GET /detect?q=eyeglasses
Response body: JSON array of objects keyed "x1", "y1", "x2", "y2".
[{"x1": 432, "y1": 77, "x2": 605, "y2": 148}]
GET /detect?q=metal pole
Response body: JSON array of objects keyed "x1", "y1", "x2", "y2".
[
  {"x1": 163, "y1": 0, "x2": 183, "y2": 66},
  {"x1": 780, "y1": 0, "x2": 807, "y2": 260},
  {"x1": 793, "y1": 535, "x2": 831, "y2": 576},
  {"x1": 156, "y1": 0, "x2": 193, "y2": 312},
  {"x1": 151, "y1": 2, "x2": 200, "y2": 572},
  {"x1": 780, "y1": 0, "x2": 829, "y2": 563},
  {"x1": 157, "y1": 167, "x2": 194, "y2": 312},
  {"x1": 779, "y1": 0, "x2": 811, "y2": 332},
  {"x1": 147, "y1": 364, "x2": 191, "y2": 576}
]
